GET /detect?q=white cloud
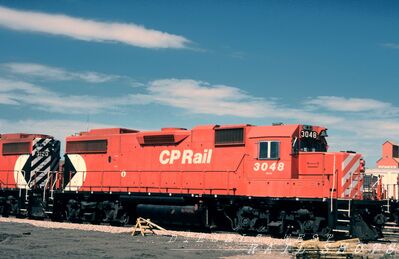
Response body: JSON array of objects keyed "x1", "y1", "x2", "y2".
[
  {"x1": 0, "y1": 5, "x2": 190, "y2": 49},
  {"x1": 131, "y1": 79, "x2": 342, "y2": 125},
  {"x1": 0, "y1": 76, "x2": 342, "y2": 126},
  {"x1": 339, "y1": 119, "x2": 399, "y2": 140},
  {"x1": 306, "y1": 96, "x2": 395, "y2": 113},
  {"x1": 145, "y1": 79, "x2": 269, "y2": 117},
  {"x1": 0, "y1": 79, "x2": 48, "y2": 105},
  {"x1": 2, "y1": 62, "x2": 120, "y2": 83},
  {"x1": 381, "y1": 43, "x2": 399, "y2": 49},
  {"x1": 0, "y1": 78, "x2": 142, "y2": 113}
]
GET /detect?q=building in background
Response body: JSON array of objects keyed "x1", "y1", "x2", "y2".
[
  {"x1": 377, "y1": 141, "x2": 399, "y2": 169},
  {"x1": 365, "y1": 141, "x2": 399, "y2": 200}
]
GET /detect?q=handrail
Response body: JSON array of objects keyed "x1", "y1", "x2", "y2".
[
  {"x1": 43, "y1": 171, "x2": 51, "y2": 201},
  {"x1": 63, "y1": 170, "x2": 240, "y2": 194},
  {"x1": 330, "y1": 154, "x2": 336, "y2": 212},
  {"x1": 63, "y1": 184, "x2": 237, "y2": 194},
  {"x1": 50, "y1": 172, "x2": 59, "y2": 199},
  {"x1": 26, "y1": 170, "x2": 33, "y2": 189}
]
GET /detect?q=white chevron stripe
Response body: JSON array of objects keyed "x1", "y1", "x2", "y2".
[
  {"x1": 30, "y1": 172, "x2": 48, "y2": 187},
  {"x1": 348, "y1": 179, "x2": 359, "y2": 196},
  {"x1": 341, "y1": 158, "x2": 360, "y2": 186},
  {"x1": 14, "y1": 155, "x2": 30, "y2": 190},
  {"x1": 30, "y1": 155, "x2": 52, "y2": 188},
  {"x1": 33, "y1": 155, "x2": 51, "y2": 173},
  {"x1": 31, "y1": 138, "x2": 51, "y2": 165},
  {"x1": 32, "y1": 138, "x2": 41, "y2": 146},
  {"x1": 342, "y1": 153, "x2": 356, "y2": 171},
  {"x1": 65, "y1": 154, "x2": 87, "y2": 191}
]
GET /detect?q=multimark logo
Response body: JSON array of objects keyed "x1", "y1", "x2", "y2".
[{"x1": 159, "y1": 149, "x2": 213, "y2": 165}]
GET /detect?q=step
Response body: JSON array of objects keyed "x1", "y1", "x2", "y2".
[
  {"x1": 337, "y1": 219, "x2": 350, "y2": 223},
  {"x1": 384, "y1": 225, "x2": 399, "y2": 230},
  {"x1": 337, "y1": 209, "x2": 350, "y2": 212},
  {"x1": 333, "y1": 229, "x2": 349, "y2": 233}
]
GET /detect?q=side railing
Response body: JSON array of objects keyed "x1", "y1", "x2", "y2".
[
  {"x1": 62, "y1": 154, "x2": 247, "y2": 195},
  {"x1": 63, "y1": 169, "x2": 238, "y2": 195},
  {"x1": 0, "y1": 169, "x2": 60, "y2": 200},
  {"x1": 0, "y1": 169, "x2": 28, "y2": 189}
]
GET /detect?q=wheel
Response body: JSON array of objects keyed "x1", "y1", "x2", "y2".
[
  {"x1": 319, "y1": 227, "x2": 332, "y2": 241},
  {"x1": 118, "y1": 212, "x2": 130, "y2": 226}
]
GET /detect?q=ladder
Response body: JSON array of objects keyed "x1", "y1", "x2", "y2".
[
  {"x1": 18, "y1": 189, "x2": 30, "y2": 216},
  {"x1": 333, "y1": 198, "x2": 352, "y2": 235},
  {"x1": 382, "y1": 199, "x2": 390, "y2": 214},
  {"x1": 132, "y1": 217, "x2": 166, "y2": 236},
  {"x1": 44, "y1": 196, "x2": 54, "y2": 216}
]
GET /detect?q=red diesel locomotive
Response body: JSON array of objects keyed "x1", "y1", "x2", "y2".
[{"x1": 0, "y1": 124, "x2": 395, "y2": 241}]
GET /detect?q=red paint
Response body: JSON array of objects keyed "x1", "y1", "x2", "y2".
[{"x1": 65, "y1": 124, "x2": 364, "y2": 199}]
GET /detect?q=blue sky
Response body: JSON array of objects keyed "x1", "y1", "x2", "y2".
[{"x1": 0, "y1": 1, "x2": 398, "y2": 165}]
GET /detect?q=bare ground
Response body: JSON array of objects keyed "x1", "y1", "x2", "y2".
[
  {"x1": 0, "y1": 218, "x2": 291, "y2": 259},
  {"x1": 1, "y1": 218, "x2": 398, "y2": 258}
]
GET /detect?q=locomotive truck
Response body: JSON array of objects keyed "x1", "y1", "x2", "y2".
[{"x1": 0, "y1": 124, "x2": 396, "y2": 241}]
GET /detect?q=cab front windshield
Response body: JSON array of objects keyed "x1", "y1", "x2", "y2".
[
  {"x1": 294, "y1": 129, "x2": 328, "y2": 152},
  {"x1": 300, "y1": 136, "x2": 327, "y2": 152}
]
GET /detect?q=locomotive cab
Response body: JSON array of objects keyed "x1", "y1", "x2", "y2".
[{"x1": 295, "y1": 125, "x2": 328, "y2": 153}]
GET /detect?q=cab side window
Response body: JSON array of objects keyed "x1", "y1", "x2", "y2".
[{"x1": 259, "y1": 141, "x2": 280, "y2": 160}]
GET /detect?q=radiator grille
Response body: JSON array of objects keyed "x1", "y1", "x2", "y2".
[
  {"x1": 143, "y1": 135, "x2": 175, "y2": 145},
  {"x1": 66, "y1": 140, "x2": 107, "y2": 153},
  {"x1": 215, "y1": 128, "x2": 244, "y2": 145},
  {"x1": 2, "y1": 142, "x2": 31, "y2": 155}
]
